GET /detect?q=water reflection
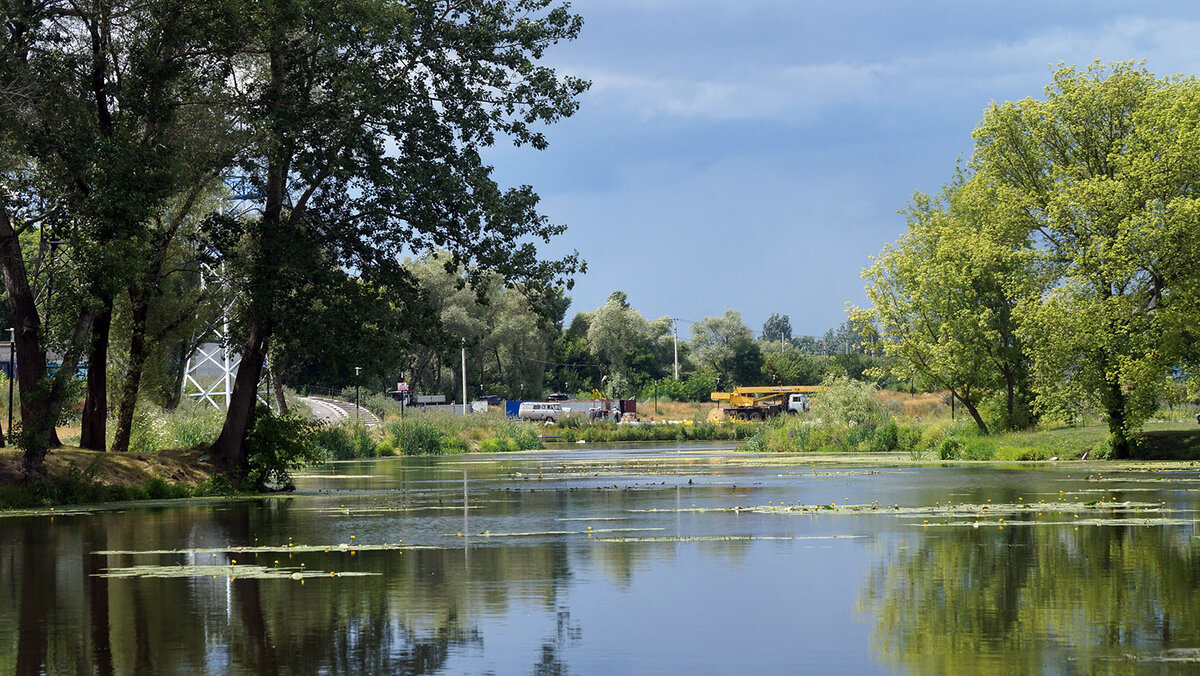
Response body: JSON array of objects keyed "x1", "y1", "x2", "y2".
[
  {"x1": 861, "y1": 524, "x2": 1200, "y2": 674},
  {"x1": 1, "y1": 448, "x2": 1199, "y2": 674}
]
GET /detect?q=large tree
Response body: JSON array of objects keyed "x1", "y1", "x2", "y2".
[
  {"x1": 972, "y1": 62, "x2": 1200, "y2": 455},
  {"x1": 689, "y1": 310, "x2": 762, "y2": 387},
  {"x1": 208, "y1": 0, "x2": 587, "y2": 478}
]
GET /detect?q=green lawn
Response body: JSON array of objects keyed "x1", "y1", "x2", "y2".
[{"x1": 987, "y1": 421, "x2": 1200, "y2": 461}]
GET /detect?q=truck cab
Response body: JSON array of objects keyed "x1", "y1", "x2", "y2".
[{"x1": 787, "y1": 393, "x2": 811, "y2": 414}]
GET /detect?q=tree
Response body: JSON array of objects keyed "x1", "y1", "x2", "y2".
[
  {"x1": 689, "y1": 310, "x2": 763, "y2": 387},
  {"x1": 762, "y1": 313, "x2": 792, "y2": 344},
  {"x1": 207, "y1": 0, "x2": 588, "y2": 478},
  {"x1": 762, "y1": 350, "x2": 824, "y2": 386},
  {"x1": 972, "y1": 62, "x2": 1200, "y2": 454},
  {"x1": 856, "y1": 176, "x2": 1042, "y2": 433},
  {"x1": 587, "y1": 291, "x2": 649, "y2": 396},
  {"x1": 0, "y1": 0, "x2": 229, "y2": 470}
]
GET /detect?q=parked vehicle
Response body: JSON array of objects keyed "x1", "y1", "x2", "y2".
[{"x1": 518, "y1": 401, "x2": 565, "y2": 422}]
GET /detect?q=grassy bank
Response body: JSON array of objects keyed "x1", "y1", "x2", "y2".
[{"x1": 743, "y1": 415, "x2": 1200, "y2": 461}]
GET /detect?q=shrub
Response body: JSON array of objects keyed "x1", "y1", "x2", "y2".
[
  {"x1": 812, "y1": 376, "x2": 887, "y2": 426},
  {"x1": 937, "y1": 437, "x2": 962, "y2": 460},
  {"x1": 244, "y1": 406, "x2": 322, "y2": 490}
]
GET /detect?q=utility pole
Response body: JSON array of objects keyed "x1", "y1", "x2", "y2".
[
  {"x1": 5, "y1": 328, "x2": 12, "y2": 445},
  {"x1": 354, "y1": 366, "x2": 361, "y2": 421},
  {"x1": 671, "y1": 318, "x2": 680, "y2": 381},
  {"x1": 461, "y1": 338, "x2": 468, "y2": 416}
]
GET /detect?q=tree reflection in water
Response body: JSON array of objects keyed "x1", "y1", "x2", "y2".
[
  {"x1": 860, "y1": 525, "x2": 1200, "y2": 674},
  {"x1": 0, "y1": 503, "x2": 576, "y2": 674}
]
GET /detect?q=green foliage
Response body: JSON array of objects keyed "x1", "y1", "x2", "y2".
[
  {"x1": 102, "y1": 402, "x2": 226, "y2": 452},
  {"x1": 243, "y1": 407, "x2": 322, "y2": 490},
  {"x1": 856, "y1": 174, "x2": 1041, "y2": 434},
  {"x1": 762, "y1": 313, "x2": 793, "y2": 343},
  {"x1": 761, "y1": 351, "x2": 826, "y2": 386},
  {"x1": 393, "y1": 420, "x2": 452, "y2": 456},
  {"x1": 970, "y1": 62, "x2": 1200, "y2": 454},
  {"x1": 690, "y1": 310, "x2": 763, "y2": 387},
  {"x1": 812, "y1": 376, "x2": 887, "y2": 426}
]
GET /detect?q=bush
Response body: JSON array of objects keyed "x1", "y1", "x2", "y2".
[
  {"x1": 937, "y1": 437, "x2": 962, "y2": 460},
  {"x1": 812, "y1": 376, "x2": 887, "y2": 426},
  {"x1": 244, "y1": 406, "x2": 322, "y2": 490},
  {"x1": 309, "y1": 425, "x2": 357, "y2": 460}
]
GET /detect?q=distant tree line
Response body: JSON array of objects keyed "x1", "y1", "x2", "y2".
[{"x1": 333, "y1": 269, "x2": 890, "y2": 404}]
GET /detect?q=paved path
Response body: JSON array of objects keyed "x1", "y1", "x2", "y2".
[{"x1": 299, "y1": 396, "x2": 381, "y2": 428}]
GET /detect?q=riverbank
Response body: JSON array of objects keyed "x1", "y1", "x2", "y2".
[
  {"x1": 742, "y1": 417, "x2": 1200, "y2": 461},
  {"x1": 0, "y1": 448, "x2": 226, "y2": 509}
]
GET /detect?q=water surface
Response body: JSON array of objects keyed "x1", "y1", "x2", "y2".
[{"x1": 3, "y1": 442, "x2": 1200, "y2": 674}]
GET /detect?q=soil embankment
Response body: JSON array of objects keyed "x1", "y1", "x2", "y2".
[{"x1": 0, "y1": 448, "x2": 216, "y2": 488}]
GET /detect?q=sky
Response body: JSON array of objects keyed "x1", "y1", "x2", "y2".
[{"x1": 484, "y1": 0, "x2": 1200, "y2": 338}]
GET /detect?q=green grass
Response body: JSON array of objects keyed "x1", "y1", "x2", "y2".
[
  {"x1": 0, "y1": 463, "x2": 236, "y2": 510},
  {"x1": 744, "y1": 414, "x2": 1200, "y2": 462}
]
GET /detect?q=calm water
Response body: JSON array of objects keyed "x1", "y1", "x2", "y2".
[{"x1": 3, "y1": 442, "x2": 1200, "y2": 674}]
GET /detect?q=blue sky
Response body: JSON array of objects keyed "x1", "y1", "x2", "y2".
[{"x1": 486, "y1": 1, "x2": 1200, "y2": 337}]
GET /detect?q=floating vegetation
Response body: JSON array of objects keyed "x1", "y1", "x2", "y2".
[
  {"x1": 302, "y1": 505, "x2": 480, "y2": 516},
  {"x1": 291, "y1": 474, "x2": 379, "y2": 479},
  {"x1": 1120, "y1": 648, "x2": 1200, "y2": 664},
  {"x1": 920, "y1": 517, "x2": 1196, "y2": 528},
  {"x1": 93, "y1": 564, "x2": 380, "y2": 580},
  {"x1": 594, "y1": 535, "x2": 864, "y2": 543},
  {"x1": 93, "y1": 542, "x2": 409, "y2": 556},
  {"x1": 629, "y1": 500, "x2": 1168, "y2": 518},
  {"x1": 456, "y1": 527, "x2": 665, "y2": 538}
]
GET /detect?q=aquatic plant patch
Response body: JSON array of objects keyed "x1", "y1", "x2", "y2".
[
  {"x1": 594, "y1": 535, "x2": 864, "y2": 543},
  {"x1": 449, "y1": 527, "x2": 666, "y2": 538},
  {"x1": 94, "y1": 564, "x2": 381, "y2": 580},
  {"x1": 629, "y1": 500, "x2": 1167, "y2": 517}
]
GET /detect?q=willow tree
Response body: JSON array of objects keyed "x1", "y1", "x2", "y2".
[
  {"x1": 208, "y1": 0, "x2": 587, "y2": 478},
  {"x1": 972, "y1": 62, "x2": 1200, "y2": 456}
]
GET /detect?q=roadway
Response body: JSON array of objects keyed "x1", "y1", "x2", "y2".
[{"x1": 299, "y1": 396, "x2": 381, "y2": 428}]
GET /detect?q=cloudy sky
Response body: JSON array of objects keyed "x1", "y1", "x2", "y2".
[{"x1": 485, "y1": 1, "x2": 1200, "y2": 337}]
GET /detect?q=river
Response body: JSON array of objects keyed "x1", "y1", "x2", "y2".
[{"x1": 2, "y1": 442, "x2": 1200, "y2": 674}]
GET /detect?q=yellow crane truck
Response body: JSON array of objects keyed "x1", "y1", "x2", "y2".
[{"x1": 710, "y1": 385, "x2": 824, "y2": 421}]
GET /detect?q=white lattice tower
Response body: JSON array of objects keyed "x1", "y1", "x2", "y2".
[{"x1": 180, "y1": 177, "x2": 272, "y2": 409}]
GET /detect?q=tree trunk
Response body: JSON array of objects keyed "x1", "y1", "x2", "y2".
[
  {"x1": 164, "y1": 341, "x2": 187, "y2": 411},
  {"x1": 272, "y1": 355, "x2": 288, "y2": 414},
  {"x1": 111, "y1": 285, "x2": 152, "y2": 453},
  {"x1": 80, "y1": 302, "x2": 112, "y2": 450},
  {"x1": 0, "y1": 205, "x2": 88, "y2": 478},
  {"x1": 1102, "y1": 373, "x2": 1130, "y2": 459},
  {"x1": 209, "y1": 319, "x2": 272, "y2": 478},
  {"x1": 953, "y1": 389, "x2": 989, "y2": 435}
]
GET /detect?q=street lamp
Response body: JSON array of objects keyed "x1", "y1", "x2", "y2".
[{"x1": 354, "y1": 366, "x2": 361, "y2": 422}]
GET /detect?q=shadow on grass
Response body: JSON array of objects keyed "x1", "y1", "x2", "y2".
[{"x1": 1133, "y1": 430, "x2": 1200, "y2": 460}]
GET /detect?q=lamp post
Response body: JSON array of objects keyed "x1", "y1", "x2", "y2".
[{"x1": 354, "y1": 366, "x2": 361, "y2": 422}]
